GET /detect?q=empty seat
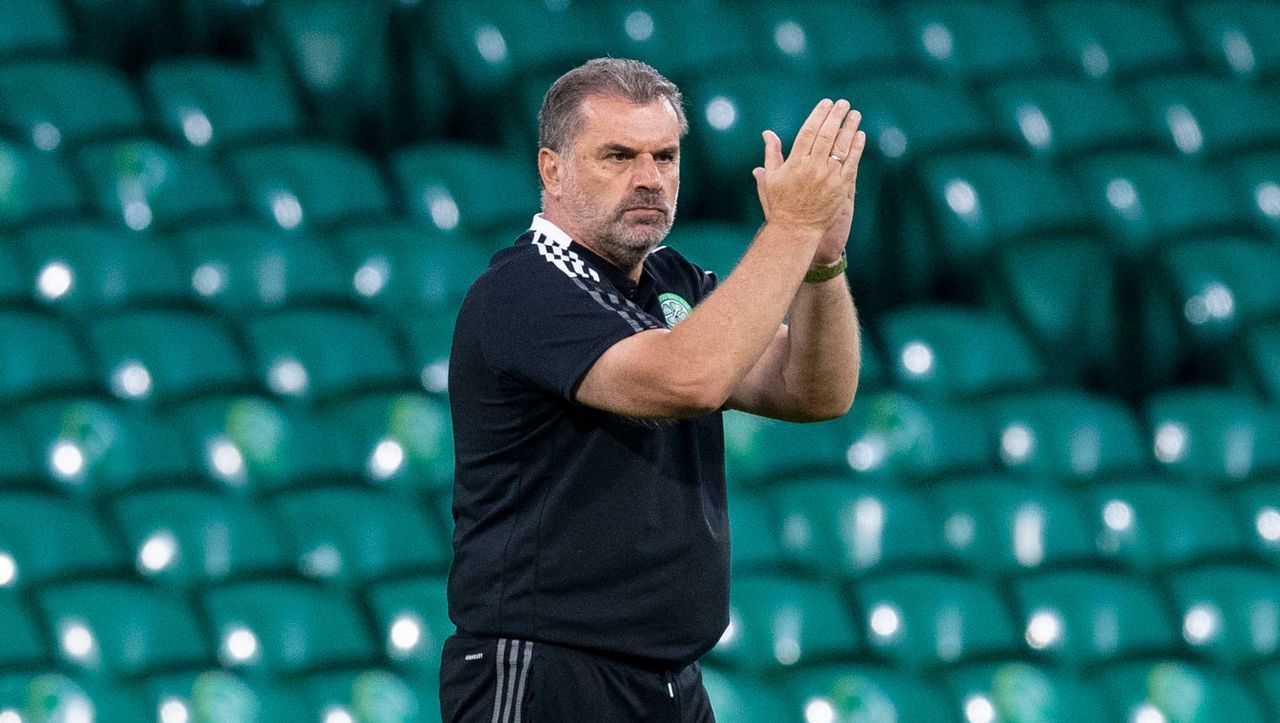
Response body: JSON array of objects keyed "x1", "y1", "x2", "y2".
[
  {"x1": 301, "y1": 669, "x2": 431, "y2": 723},
  {"x1": 1097, "y1": 660, "x2": 1267, "y2": 721},
  {"x1": 0, "y1": 591, "x2": 44, "y2": 668},
  {"x1": 0, "y1": 240, "x2": 26, "y2": 306},
  {"x1": 202, "y1": 580, "x2": 376, "y2": 676},
  {"x1": 896, "y1": 1, "x2": 1050, "y2": 82},
  {"x1": 365, "y1": 575, "x2": 454, "y2": 675},
  {"x1": 765, "y1": 478, "x2": 946, "y2": 579},
  {"x1": 984, "y1": 77, "x2": 1150, "y2": 159},
  {"x1": 663, "y1": 222, "x2": 748, "y2": 282},
  {"x1": 0, "y1": 139, "x2": 83, "y2": 228},
  {"x1": 783, "y1": 664, "x2": 953, "y2": 722},
  {"x1": 326, "y1": 391, "x2": 454, "y2": 492},
  {"x1": 230, "y1": 142, "x2": 392, "y2": 231},
  {"x1": 0, "y1": 0, "x2": 72, "y2": 58},
  {"x1": 1012, "y1": 570, "x2": 1177, "y2": 666},
  {"x1": 39, "y1": 580, "x2": 208, "y2": 678},
  {"x1": 1166, "y1": 563, "x2": 1280, "y2": 664},
  {"x1": 858, "y1": 571, "x2": 1018, "y2": 669},
  {"x1": 981, "y1": 390, "x2": 1147, "y2": 482},
  {"x1": 15, "y1": 397, "x2": 193, "y2": 494},
  {"x1": 76, "y1": 138, "x2": 239, "y2": 230},
  {"x1": 745, "y1": 2, "x2": 902, "y2": 78},
  {"x1": 1129, "y1": 75, "x2": 1280, "y2": 158},
  {"x1": 709, "y1": 572, "x2": 860, "y2": 672},
  {"x1": 847, "y1": 77, "x2": 994, "y2": 167},
  {"x1": 112, "y1": 488, "x2": 290, "y2": 587},
  {"x1": 0, "y1": 673, "x2": 148, "y2": 722},
  {"x1": 1043, "y1": 0, "x2": 1194, "y2": 80},
  {"x1": 0, "y1": 492, "x2": 123, "y2": 587},
  {"x1": 842, "y1": 390, "x2": 993, "y2": 482},
  {"x1": 0, "y1": 59, "x2": 145, "y2": 148},
  {"x1": 722, "y1": 414, "x2": 854, "y2": 486},
  {"x1": 1224, "y1": 151, "x2": 1280, "y2": 242},
  {"x1": 333, "y1": 220, "x2": 490, "y2": 314},
  {"x1": 933, "y1": 477, "x2": 1096, "y2": 577},
  {"x1": 274, "y1": 487, "x2": 450, "y2": 584},
  {"x1": 172, "y1": 395, "x2": 361, "y2": 493},
  {"x1": 944, "y1": 661, "x2": 1111, "y2": 722},
  {"x1": 141, "y1": 670, "x2": 311, "y2": 723},
  {"x1": 19, "y1": 223, "x2": 187, "y2": 313},
  {"x1": 244, "y1": 309, "x2": 409, "y2": 403},
  {"x1": 700, "y1": 667, "x2": 790, "y2": 723},
  {"x1": 727, "y1": 491, "x2": 786, "y2": 572},
  {"x1": 0, "y1": 310, "x2": 93, "y2": 404},
  {"x1": 1147, "y1": 388, "x2": 1280, "y2": 485},
  {"x1": 594, "y1": 1, "x2": 755, "y2": 82},
  {"x1": 86, "y1": 310, "x2": 250, "y2": 404},
  {"x1": 881, "y1": 305, "x2": 1044, "y2": 400},
  {"x1": 1230, "y1": 478, "x2": 1280, "y2": 564},
  {"x1": 1071, "y1": 152, "x2": 1248, "y2": 257},
  {"x1": 0, "y1": 419, "x2": 37, "y2": 486},
  {"x1": 145, "y1": 58, "x2": 304, "y2": 149},
  {"x1": 1240, "y1": 321, "x2": 1280, "y2": 402},
  {"x1": 396, "y1": 310, "x2": 456, "y2": 397},
  {"x1": 1186, "y1": 0, "x2": 1280, "y2": 80},
  {"x1": 176, "y1": 220, "x2": 349, "y2": 313},
  {"x1": 392, "y1": 143, "x2": 540, "y2": 237}
]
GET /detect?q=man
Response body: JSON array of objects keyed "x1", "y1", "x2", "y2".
[{"x1": 442, "y1": 58, "x2": 864, "y2": 722}]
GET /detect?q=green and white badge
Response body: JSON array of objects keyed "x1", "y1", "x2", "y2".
[{"x1": 659, "y1": 292, "x2": 692, "y2": 327}]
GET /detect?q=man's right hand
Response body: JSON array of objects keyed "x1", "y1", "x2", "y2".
[{"x1": 752, "y1": 99, "x2": 862, "y2": 236}]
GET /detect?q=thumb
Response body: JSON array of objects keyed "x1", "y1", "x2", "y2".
[
  {"x1": 761, "y1": 130, "x2": 783, "y2": 171},
  {"x1": 752, "y1": 167, "x2": 770, "y2": 215}
]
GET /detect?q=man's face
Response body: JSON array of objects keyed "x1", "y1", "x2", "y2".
[{"x1": 555, "y1": 95, "x2": 681, "y2": 270}]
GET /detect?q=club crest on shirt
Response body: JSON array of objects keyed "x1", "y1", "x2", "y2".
[{"x1": 659, "y1": 293, "x2": 693, "y2": 327}]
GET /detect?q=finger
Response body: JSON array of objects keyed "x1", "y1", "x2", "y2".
[
  {"x1": 841, "y1": 130, "x2": 868, "y2": 190},
  {"x1": 792, "y1": 98, "x2": 834, "y2": 158},
  {"x1": 829, "y1": 109, "x2": 862, "y2": 165},
  {"x1": 761, "y1": 130, "x2": 784, "y2": 171},
  {"x1": 809, "y1": 98, "x2": 850, "y2": 158},
  {"x1": 752, "y1": 167, "x2": 770, "y2": 215}
]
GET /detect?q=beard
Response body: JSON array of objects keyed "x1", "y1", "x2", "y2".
[{"x1": 560, "y1": 173, "x2": 677, "y2": 272}]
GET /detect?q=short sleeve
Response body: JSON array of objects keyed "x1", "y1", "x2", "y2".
[{"x1": 479, "y1": 253, "x2": 665, "y2": 401}]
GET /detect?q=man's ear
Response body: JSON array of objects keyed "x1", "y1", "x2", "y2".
[{"x1": 538, "y1": 148, "x2": 561, "y2": 199}]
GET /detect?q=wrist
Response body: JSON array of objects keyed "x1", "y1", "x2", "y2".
[{"x1": 804, "y1": 252, "x2": 847, "y2": 283}]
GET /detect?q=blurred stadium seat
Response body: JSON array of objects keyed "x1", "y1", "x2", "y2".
[
  {"x1": 145, "y1": 58, "x2": 304, "y2": 150},
  {"x1": 895, "y1": 1, "x2": 1050, "y2": 82},
  {"x1": 1185, "y1": 0, "x2": 1280, "y2": 81},
  {"x1": 944, "y1": 661, "x2": 1112, "y2": 721},
  {"x1": 76, "y1": 138, "x2": 239, "y2": 230},
  {"x1": 0, "y1": 59, "x2": 146, "y2": 149},
  {"x1": 1042, "y1": 0, "x2": 1194, "y2": 80},
  {"x1": 230, "y1": 142, "x2": 393, "y2": 232},
  {"x1": 0, "y1": 0, "x2": 72, "y2": 59},
  {"x1": 0, "y1": 139, "x2": 84, "y2": 229}
]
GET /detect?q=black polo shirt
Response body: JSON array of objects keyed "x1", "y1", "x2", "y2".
[{"x1": 447, "y1": 214, "x2": 729, "y2": 668}]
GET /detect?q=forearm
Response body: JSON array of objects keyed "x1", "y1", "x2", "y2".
[{"x1": 780, "y1": 271, "x2": 860, "y2": 418}]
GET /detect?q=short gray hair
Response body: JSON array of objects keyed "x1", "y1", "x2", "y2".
[{"x1": 538, "y1": 57, "x2": 688, "y2": 154}]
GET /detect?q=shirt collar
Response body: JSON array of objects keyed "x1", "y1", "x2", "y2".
[{"x1": 526, "y1": 214, "x2": 655, "y2": 299}]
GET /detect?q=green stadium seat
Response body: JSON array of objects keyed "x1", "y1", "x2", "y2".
[
  {"x1": 727, "y1": 491, "x2": 786, "y2": 572},
  {"x1": 1166, "y1": 563, "x2": 1280, "y2": 664},
  {"x1": 0, "y1": 673, "x2": 150, "y2": 722},
  {"x1": 396, "y1": 311, "x2": 455, "y2": 396},
  {"x1": 881, "y1": 305, "x2": 1044, "y2": 401},
  {"x1": 843, "y1": 390, "x2": 992, "y2": 482},
  {"x1": 596, "y1": 1, "x2": 754, "y2": 83},
  {"x1": 325, "y1": 392, "x2": 454, "y2": 492},
  {"x1": 244, "y1": 309, "x2": 409, "y2": 403},
  {"x1": 274, "y1": 487, "x2": 450, "y2": 584},
  {"x1": 1230, "y1": 478, "x2": 1280, "y2": 564},
  {"x1": 944, "y1": 661, "x2": 1111, "y2": 722},
  {"x1": 18, "y1": 223, "x2": 187, "y2": 314},
  {"x1": 86, "y1": 310, "x2": 250, "y2": 404},
  {"x1": 1043, "y1": 0, "x2": 1194, "y2": 80},
  {"x1": 392, "y1": 143, "x2": 540, "y2": 237},
  {"x1": 895, "y1": 1, "x2": 1050, "y2": 82},
  {"x1": 663, "y1": 222, "x2": 749, "y2": 283},
  {"x1": 1071, "y1": 152, "x2": 1247, "y2": 257},
  {"x1": 1129, "y1": 75, "x2": 1280, "y2": 158},
  {"x1": 858, "y1": 571, "x2": 1018, "y2": 669},
  {"x1": 0, "y1": 139, "x2": 83, "y2": 228},
  {"x1": 986, "y1": 238, "x2": 1125, "y2": 387},
  {"x1": 845, "y1": 76, "x2": 995, "y2": 166},
  {"x1": 176, "y1": 220, "x2": 349, "y2": 314},
  {"x1": 1240, "y1": 321, "x2": 1280, "y2": 402},
  {"x1": 145, "y1": 58, "x2": 304, "y2": 150},
  {"x1": 984, "y1": 77, "x2": 1151, "y2": 159},
  {"x1": 172, "y1": 395, "x2": 361, "y2": 493},
  {"x1": 0, "y1": 492, "x2": 123, "y2": 588},
  {"x1": 15, "y1": 397, "x2": 193, "y2": 495},
  {"x1": 1086, "y1": 477, "x2": 1245, "y2": 572},
  {"x1": 933, "y1": 477, "x2": 1096, "y2": 577},
  {"x1": 764, "y1": 478, "x2": 946, "y2": 579},
  {"x1": 0, "y1": 238, "x2": 31, "y2": 306},
  {"x1": 302, "y1": 669, "x2": 435, "y2": 723},
  {"x1": 0, "y1": 0, "x2": 72, "y2": 58},
  {"x1": 1096, "y1": 660, "x2": 1266, "y2": 721},
  {"x1": 1147, "y1": 388, "x2": 1280, "y2": 485},
  {"x1": 1224, "y1": 151, "x2": 1280, "y2": 242},
  {"x1": 0, "y1": 591, "x2": 45, "y2": 667},
  {"x1": 0, "y1": 59, "x2": 145, "y2": 149},
  {"x1": 142, "y1": 670, "x2": 311, "y2": 723},
  {"x1": 202, "y1": 580, "x2": 376, "y2": 676},
  {"x1": 230, "y1": 142, "x2": 392, "y2": 232},
  {"x1": 1186, "y1": 0, "x2": 1280, "y2": 80},
  {"x1": 0, "y1": 419, "x2": 37, "y2": 486},
  {"x1": 981, "y1": 390, "x2": 1147, "y2": 482},
  {"x1": 722, "y1": 413, "x2": 854, "y2": 486},
  {"x1": 699, "y1": 667, "x2": 790, "y2": 723},
  {"x1": 333, "y1": 221, "x2": 490, "y2": 314},
  {"x1": 1012, "y1": 570, "x2": 1177, "y2": 666},
  {"x1": 709, "y1": 572, "x2": 860, "y2": 672},
  {"x1": 782, "y1": 664, "x2": 953, "y2": 722},
  {"x1": 76, "y1": 138, "x2": 239, "y2": 231},
  {"x1": 39, "y1": 580, "x2": 209, "y2": 678},
  {"x1": 112, "y1": 488, "x2": 290, "y2": 587},
  {"x1": 744, "y1": 2, "x2": 903, "y2": 79},
  {"x1": 62, "y1": 0, "x2": 171, "y2": 65},
  {"x1": 0, "y1": 311, "x2": 93, "y2": 404},
  {"x1": 366, "y1": 575, "x2": 453, "y2": 677}
]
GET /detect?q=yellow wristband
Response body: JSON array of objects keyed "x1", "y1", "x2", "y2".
[{"x1": 804, "y1": 252, "x2": 847, "y2": 283}]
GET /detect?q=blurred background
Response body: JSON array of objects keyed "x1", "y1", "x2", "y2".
[{"x1": 0, "y1": 0, "x2": 1279, "y2": 720}]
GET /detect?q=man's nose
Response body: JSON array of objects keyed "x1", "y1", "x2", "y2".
[{"x1": 631, "y1": 155, "x2": 663, "y2": 189}]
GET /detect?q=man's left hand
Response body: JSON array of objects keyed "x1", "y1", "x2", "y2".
[{"x1": 813, "y1": 116, "x2": 866, "y2": 266}]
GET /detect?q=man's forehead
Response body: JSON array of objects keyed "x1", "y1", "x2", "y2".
[{"x1": 577, "y1": 95, "x2": 681, "y2": 147}]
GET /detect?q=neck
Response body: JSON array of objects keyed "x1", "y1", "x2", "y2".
[{"x1": 541, "y1": 209, "x2": 646, "y2": 281}]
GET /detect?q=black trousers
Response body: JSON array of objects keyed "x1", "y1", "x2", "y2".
[{"x1": 439, "y1": 633, "x2": 717, "y2": 723}]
